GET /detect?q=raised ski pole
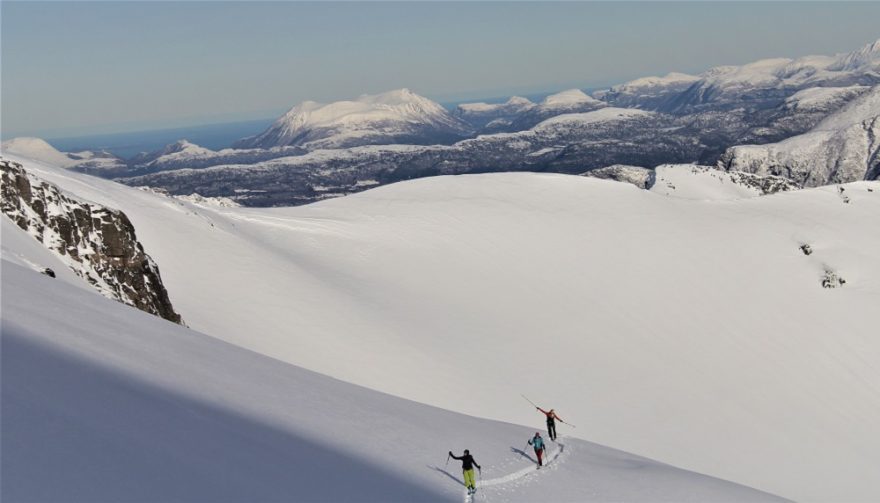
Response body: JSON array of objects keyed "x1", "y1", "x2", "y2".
[
  {"x1": 445, "y1": 453, "x2": 450, "y2": 469},
  {"x1": 521, "y1": 394, "x2": 539, "y2": 408}
]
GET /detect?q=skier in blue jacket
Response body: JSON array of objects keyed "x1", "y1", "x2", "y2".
[{"x1": 528, "y1": 432, "x2": 546, "y2": 467}]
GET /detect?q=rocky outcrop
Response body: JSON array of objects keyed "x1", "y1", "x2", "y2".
[
  {"x1": 1, "y1": 159, "x2": 182, "y2": 324},
  {"x1": 582, "y1": 165, "x2": 655, "y2": 189}
]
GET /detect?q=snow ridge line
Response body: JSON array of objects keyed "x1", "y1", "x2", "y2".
[{"x1": 463, "y1": 441, "x2": 565, "y2": 500}]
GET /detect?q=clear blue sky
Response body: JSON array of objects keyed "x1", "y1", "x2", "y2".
[{"x1": 2, "y1": 1, "x2": 879, "y2": 138}]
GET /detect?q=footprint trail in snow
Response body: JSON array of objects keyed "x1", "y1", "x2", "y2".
[{"x1": 463, "y1": 441, "x2": 566, "y2": 501}]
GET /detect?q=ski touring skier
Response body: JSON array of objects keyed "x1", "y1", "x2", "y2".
[
  {"x1": 536, "y1": 406, "x2": 563, "y2": 441},
  {"x1": 528, "y1": 432, "x2": 546, "y2": 468},
  {"x1": 449, "y1": 449, "x2": 481, "y2": 496}
]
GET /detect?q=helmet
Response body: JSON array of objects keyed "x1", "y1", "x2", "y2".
[
  {"x1": 464, "y1": 449, "x2": 470, "y2": 455},
  {"x1": 535, "y1": 432, "x2": 541, "y2": 436}
]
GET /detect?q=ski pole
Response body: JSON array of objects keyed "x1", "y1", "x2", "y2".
[
  {"x1": 445, "y1": 453, "x2": 450, "y2": 468},
  {"x1": 562, "y1": 421, "x2": 577, "y2": 428},
  {"x1": 521, "y1": 394, "x2": 539, "y2": 408}
]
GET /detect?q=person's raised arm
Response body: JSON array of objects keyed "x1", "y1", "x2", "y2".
[
  {"x1": 537, "y1": 407, "x2": 548, "y2": 414},
  {"x1": 449, "y1": 451, "x2": 462, "y2": 460}
]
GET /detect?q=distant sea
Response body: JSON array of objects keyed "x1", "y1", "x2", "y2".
[{"x1": 47, "y1": 118, "x2": 275, "y2": 160}]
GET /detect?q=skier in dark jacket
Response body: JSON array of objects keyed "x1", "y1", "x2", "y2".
[
  {"x1": 536, "y1": 407, "x2": 563, "y2": 441},
  {"x1": 449, "y1": 449, "x2": 481, "y2": 495},
  {"x1": 528, "y1": 432, "x2": 546, "y2": 467}
]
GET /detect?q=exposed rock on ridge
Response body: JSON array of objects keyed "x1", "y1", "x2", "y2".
[{"x1": 1, "y1": 159, "x2": 182, "y2": 324}]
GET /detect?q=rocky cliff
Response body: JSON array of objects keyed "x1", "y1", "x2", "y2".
[{"x1": 1, "y1": 159, "x2": 182, "y2": 324}]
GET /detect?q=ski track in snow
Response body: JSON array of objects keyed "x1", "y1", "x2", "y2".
[{"x1": 458, "y1": 441, "x2": 566, "y2": 502}]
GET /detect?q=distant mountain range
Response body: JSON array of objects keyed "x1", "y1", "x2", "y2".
[{"x1": 3, "y1": 39, "x2": 879, "y2": 206}]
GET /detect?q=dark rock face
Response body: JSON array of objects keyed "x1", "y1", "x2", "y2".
[{"x1": 1, "y1": 159, "x2": 182, "y2": 324}]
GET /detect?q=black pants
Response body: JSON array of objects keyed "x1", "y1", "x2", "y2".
[{"x1": 547, "y1": 420, "x2": 557, "y2": 440}]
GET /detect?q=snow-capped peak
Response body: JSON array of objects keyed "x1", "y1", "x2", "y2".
[
  {"x1": 829, "y1": 38, "x2": 880, "y2": 71},
  {"x1": 541, "y1": 88, "x2": 602, "y2": 107},
  {"x1": 506, "y1": 96, "x2": 534, "y2": 106},
  {"x1": 236, "y1": 88, "x2": 471, "y2": 149},
  {"x1": 130, "y1": 139, "x2": 214, "y2": 167},
  {"x1": 163, "y1": 139, "x2": 209, "y2": 154},
  {"x1": 610, "y1": 72, "x2": 700, "y2": 92},
  {"x1": 456, "y1": 96, "x2": 535, "y2": 113}
]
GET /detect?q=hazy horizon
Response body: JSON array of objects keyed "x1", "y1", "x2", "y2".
[{"x1": 3, "y1": 1, "x2": 880, "y2": 139}]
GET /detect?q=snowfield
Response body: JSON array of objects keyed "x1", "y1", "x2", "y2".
[
  {"x1": 2, "y1": 228, "x2": 782, "y2": 503},
  {"x1": 4, "y1": 153, "x2": 879, "y2": 502}
]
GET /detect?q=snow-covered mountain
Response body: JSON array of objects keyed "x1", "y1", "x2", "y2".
[
  {"x1": 719, "y1": 85, "x2": 880, "y2": 186},
  {"x1": 10, "y1": 39, "x2": 880, "y2": 207},
  {"x1": 118, "y1": 107, "x2": 686, "y2": 206},
  {"x1": 507, "y1": 89, "x2": 608, "y2": 130},
  {"x1": 596, "y1": 39, "x2": 880, "y2": 114},
  {"x1": 593, "y1": 72, "x2": 701, "y2": 109},
  {"x1": 454, "y1": 96, "x2": 536, "y2": 131},
  {"x1": 454, "y1": 89, "x2": 607, "y2": 133},
  {"x1": 828, "y1": 38, "x2": 880, "y2": 72},
  {"x1": 129, "y1": 139, "x2": 215, "y2": 167},
  {"x1": 8, "y1": 154, "x2": 880, "y2": 502},
  {"x1": 234, "y1": 88, "x2": 472, "y2": 150}
]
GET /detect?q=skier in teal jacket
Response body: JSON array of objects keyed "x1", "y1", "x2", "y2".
[{"x1": 528, "y1": 432, "x2": 546, "y2": 467}]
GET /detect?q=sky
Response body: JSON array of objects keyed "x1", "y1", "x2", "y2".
[{"x1": 2, "y1": 1, "x2": 880, "y2": 138}]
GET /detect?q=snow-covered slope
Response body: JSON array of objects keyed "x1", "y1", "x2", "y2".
[
  {"x1": 781, "y1": 85, "x2": 869, "y2": 112},
  {"x1": 235, "y1": 88, "x2": 471, "y2": 150},
  {"x1": 2, "y1": 232, "x2": 783, "y2": 502},
  {"x1": 720, "y1": 85, "x2": 880, "y2": 185},
  {"x1": 530, "y1": 107, "x2": 651, "y2": 133},
  {"x1": 828, "y1": 38, "x2": 880, "y2": 72},
  {"x1": 2, "y1": 137, "x2": 80, "y2": 166},
  {"x1": 9, "y1": 154, "x2": 879, "y2": 502},
  {"x1": 1, "y1": 137, "x2": 127, "y2": 174}
]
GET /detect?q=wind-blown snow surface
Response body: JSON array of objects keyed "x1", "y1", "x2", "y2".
[
  {"x1": 7, "y1": 155, "x2": 880, "y2": 502},
  {"x1": 2, "y1": 235, "x2": 783, "y2": 502}
]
